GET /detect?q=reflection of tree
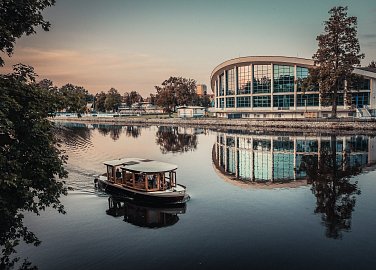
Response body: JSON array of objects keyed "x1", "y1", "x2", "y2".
[
  {"x1": 298, "y1": 135, "x2": 361, "y2": 239},
  {"x1": 155, "y1": 126, "x2": 197, "y2": 154},
  {"x1": 125, "y1": 126, "x2": 141, "y2": 138},
  {"x1": 55, "y1": 125, "x2": 92, "y2": 149},
  {"x1": 97, "y1": 125, "x2": 122, "y2": 141}
]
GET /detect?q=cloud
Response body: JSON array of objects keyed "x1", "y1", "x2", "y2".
[{"x1": 1, "y1": 47, "x2": 176, "y2": 95}]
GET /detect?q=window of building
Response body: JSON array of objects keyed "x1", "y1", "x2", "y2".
[
  {"x1": 226, "y1": 69, "x2": 235, "y2": 95},
  {"x1": 352, "y1": 92, "x2": 370, "y2": 107},
  {"x1": 215, "y1": 79, "x2": 218, "y2": 97},
  {"x1": 297, "y1": 94, "x2": 319, "y2": 107},
  {"x1": 237, "y1": 65, "x2": 252, "y2": 94},
  {"x1": 273, "y1": 94, "x2": 294, "y2": 108},
  {"x1": 219, "y1": 74, "x2": 225, "y2": 96},
  {"x1": 273, "y1": 65, "x2": 294, "y2": 93},
  {"x1": 296, "y1": 66, "x2": 318, "y2": 92},
  {"x1": 219, "y1": 98, "x2": 225, "y2": 108},
  {"x1": 237, "y1": 96, "x2": 251, "y2": 107},
  {"x1": 253, "y1": 95, "x2": 271, "y2": 107},
  {"x1": 273, "y1": 139, "x2": 294, "y2": 152},
  {"x1": 253, "y1": 65, "x2": 271, "y2": 94},
  {"x1": 226, "y1": 97, "x2": 235, "y2": 108},
  {"x1": 350, "y1": 78, "x2": 371, "y2": 90}
]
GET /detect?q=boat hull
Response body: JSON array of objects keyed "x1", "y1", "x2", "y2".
[{"x1": 98, "y1": 179, "x2": 189, "y2": 205}]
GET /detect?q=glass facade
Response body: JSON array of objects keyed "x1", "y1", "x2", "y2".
[
  {"x1": 237, "y1": 96, "x2": 251, "y2": 108},
  {"x1": 253, "y1": 96, "x2": 271, "y2": 107},
  {"x1": 219, "y1": 98, "x2": 224, "y2": 108},
  {"x1": 273, "y1": 94, "x2": 294, "y2": 108},
  {"x1": 237, "y1": 65, "x2": 252, "y2": 95},
  {"x1": 253, "y1": 65, "x2": 271, "y2": 94},
  {"x1": 226, "y1": 97, "x2": 235, "y2": 108},
  {"x1": 219, "y1": 74, "x2": 224, "y2": 96},
  {"x1": 296, "y1": 66, "x2": 308, "y2": 92},
  {"x1": 226, "y1": 69, "x2": 235, "y2": 95},
  {"x1": 213, "y1": 59, "x2": 373, "y2": 115},
  {"x1": 296, "y1": 94, "x2": 319, "y2": 107},
  {"x1": 273, "y1": 65, "x2": 294, "y2": 93},
  {"x1": 352, "y1": 92, "x2": 370, "y2": 107},
  {"x1": 350, "y1": 78, "x2": 370, "y2": 90}
]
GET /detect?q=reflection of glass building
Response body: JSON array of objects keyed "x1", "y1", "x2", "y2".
[
  {"x1": 210, "y1": 56, "x2": 376, "y2": 118},
  {"x1": 213, "y1": 132, "x2": 376, "y2": 188}
]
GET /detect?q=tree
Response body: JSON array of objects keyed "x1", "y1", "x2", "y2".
[
  {"x1": 368, "y1": 61, "x2": 376, "y2": 68},
  {"x1": 0, "y1": 0, "x2": 56, "y2": 66},
  {"x1": 155, "y1": 77, "x2": 197, "y2": 114},
  {"x1": 148, "y1": 94, "x2": 156, "y2": 105},
  {"x1": 312, "y1": 6, "x2": 364, "y2": 118},
  {"x1": 58, "y1": 84, "x2": 89, "y2": 114},
  {"x1": 95, "y1": 91, "x2": 107, "y2": 112},
  {"x1": 123, "y1": 91, "x2": 143, "y2": 107},
  {"x1": 0, "y1": 65, "x2": 68, "y2": 267},
  {"x1": 105, "y1": 88, "x2": 122, "y2": 112}
]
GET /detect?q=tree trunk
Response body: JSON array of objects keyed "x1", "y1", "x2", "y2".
[{"x1": 332, "y1": 82, "x2": 339, "y2": 118}]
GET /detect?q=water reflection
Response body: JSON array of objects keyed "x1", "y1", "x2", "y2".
[
  {"x1": 213, "y1": 132, "x2": 376, "y2": 238},
  {"x1": 97, "y1": 124, "x2": 123, "y2": 141},
  {"x1": 213, "y1": 132, "x2": 375, "y2": 185},
  {"x1": 124, "y1": 126, "x2": 142, "y2": 138},
  {"x1": 155, "y1": 126, "x2": 198, "y2": 154},
  {"x1": 106, "y1": 197, "x2": 186, "y2": 228},
  {"x1": 298, "y1": 135, "x2": 362, "y2": 239}
]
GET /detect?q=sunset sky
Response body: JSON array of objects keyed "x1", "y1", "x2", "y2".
[{"x1": 2, "y1": 0, "x2": 376, "y2": 96}]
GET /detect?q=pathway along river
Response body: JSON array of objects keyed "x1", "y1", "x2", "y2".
[{"x1": 13, "y1": 123, "x2": 376, "y2": 269}]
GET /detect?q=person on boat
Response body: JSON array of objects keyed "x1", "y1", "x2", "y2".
[{"x1": 116, "y1": 168, "x2": 121, "y2": 179}]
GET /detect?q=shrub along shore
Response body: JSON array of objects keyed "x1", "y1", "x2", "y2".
[{"x1": 51, "y1": 116, "x2": 376, "y2": 135}]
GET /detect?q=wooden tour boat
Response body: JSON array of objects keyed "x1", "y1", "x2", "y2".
[{"x1": 97, "y1": 158, "x2": 190, "y2": 204}]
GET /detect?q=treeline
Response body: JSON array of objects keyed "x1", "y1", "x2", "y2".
[{"x1": 35, "y1": 76, "x2": 211, "y2": 114}]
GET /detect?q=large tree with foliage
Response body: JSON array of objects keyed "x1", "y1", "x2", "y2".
[
  {"x1": 95, "y1": 91, "x2": 107, "y2": 112},
  {"x1": 105, "y1": 88, "x2": 122, "y2": 112},
  {"x1": 0, "y1": 65, "x2": 68, "y2": 267},
  {"x1": 312, "y1": 6, "x2": 364, "y2": 118},
  {"x1": 155, "y1": 77, "x2": 197, "y2": 114},
  {"x1": 0, "y1": 0, "x2": 56, "y2": 66},
  {"x1": 58, "y1": 83, "x2": 89, "y2": 114},
  {"x1": 123, "y1": 91, "x2": 143, "y2": 107}
]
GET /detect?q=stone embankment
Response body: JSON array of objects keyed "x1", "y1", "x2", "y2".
[{"x1": 51, "y1": 116, "x2": 376, "y2": 134}]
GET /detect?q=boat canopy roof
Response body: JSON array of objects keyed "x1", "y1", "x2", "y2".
[{"x1": 103, "y1": 158, "x2": 178, "y2": 173}]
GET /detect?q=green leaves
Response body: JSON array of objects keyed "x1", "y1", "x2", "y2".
[
  {"x1": 155, "y1": 76, "x2": 197, "y2": 113},
  {"x1": 0, "y1": 64, "x2": 68, "y2": 267},
  {"x1": 312, "y1": 6, "x2": 364, "y2": 117},
  {"x1": 0, "y1": 0, "x2": 56, "y2": 66}
]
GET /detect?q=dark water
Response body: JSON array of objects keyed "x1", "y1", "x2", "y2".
[{"x1": 16, "y1": 123, "x2": 376, "y2": 269}]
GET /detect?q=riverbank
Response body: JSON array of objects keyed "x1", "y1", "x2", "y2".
[{"x1": 51, "y1": 116, "x2": 376, "y2": 134}]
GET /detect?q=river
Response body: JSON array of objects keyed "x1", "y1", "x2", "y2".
[{"x1": 15, "y1": 123, "x2": 376, "y2": 269}]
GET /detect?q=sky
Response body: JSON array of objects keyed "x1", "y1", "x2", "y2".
[{"x1": 1, "y1": 0, "x2": 376, "y2": 96}]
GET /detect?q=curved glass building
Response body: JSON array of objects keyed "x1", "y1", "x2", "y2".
[{"x1": 210, "y1": 56, "x2": 376, "y2": 118}]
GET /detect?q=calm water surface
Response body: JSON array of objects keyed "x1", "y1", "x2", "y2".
[{"x1": 17, "y1": 123, "x2": 376, "y2": 270}]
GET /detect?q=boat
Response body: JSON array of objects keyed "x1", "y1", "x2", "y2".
[
  {"x1": 97, "y1": 158, "x2": 190, "y2": 204},
  {"x1": 106, "y1": 196, "x2": 186, "y2": 228}
]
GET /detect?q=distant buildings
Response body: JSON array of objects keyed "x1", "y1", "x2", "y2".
[
  {"x1": 177, "y1": 106, "x2": 205, "y2": 118},
  {"x1": 196, "y1": 84, "x2": 207, "y2": 96}
]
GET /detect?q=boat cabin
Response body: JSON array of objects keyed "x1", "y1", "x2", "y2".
[{"x1": 103, "y1": 158, "x2": 178, "y2": 192}]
